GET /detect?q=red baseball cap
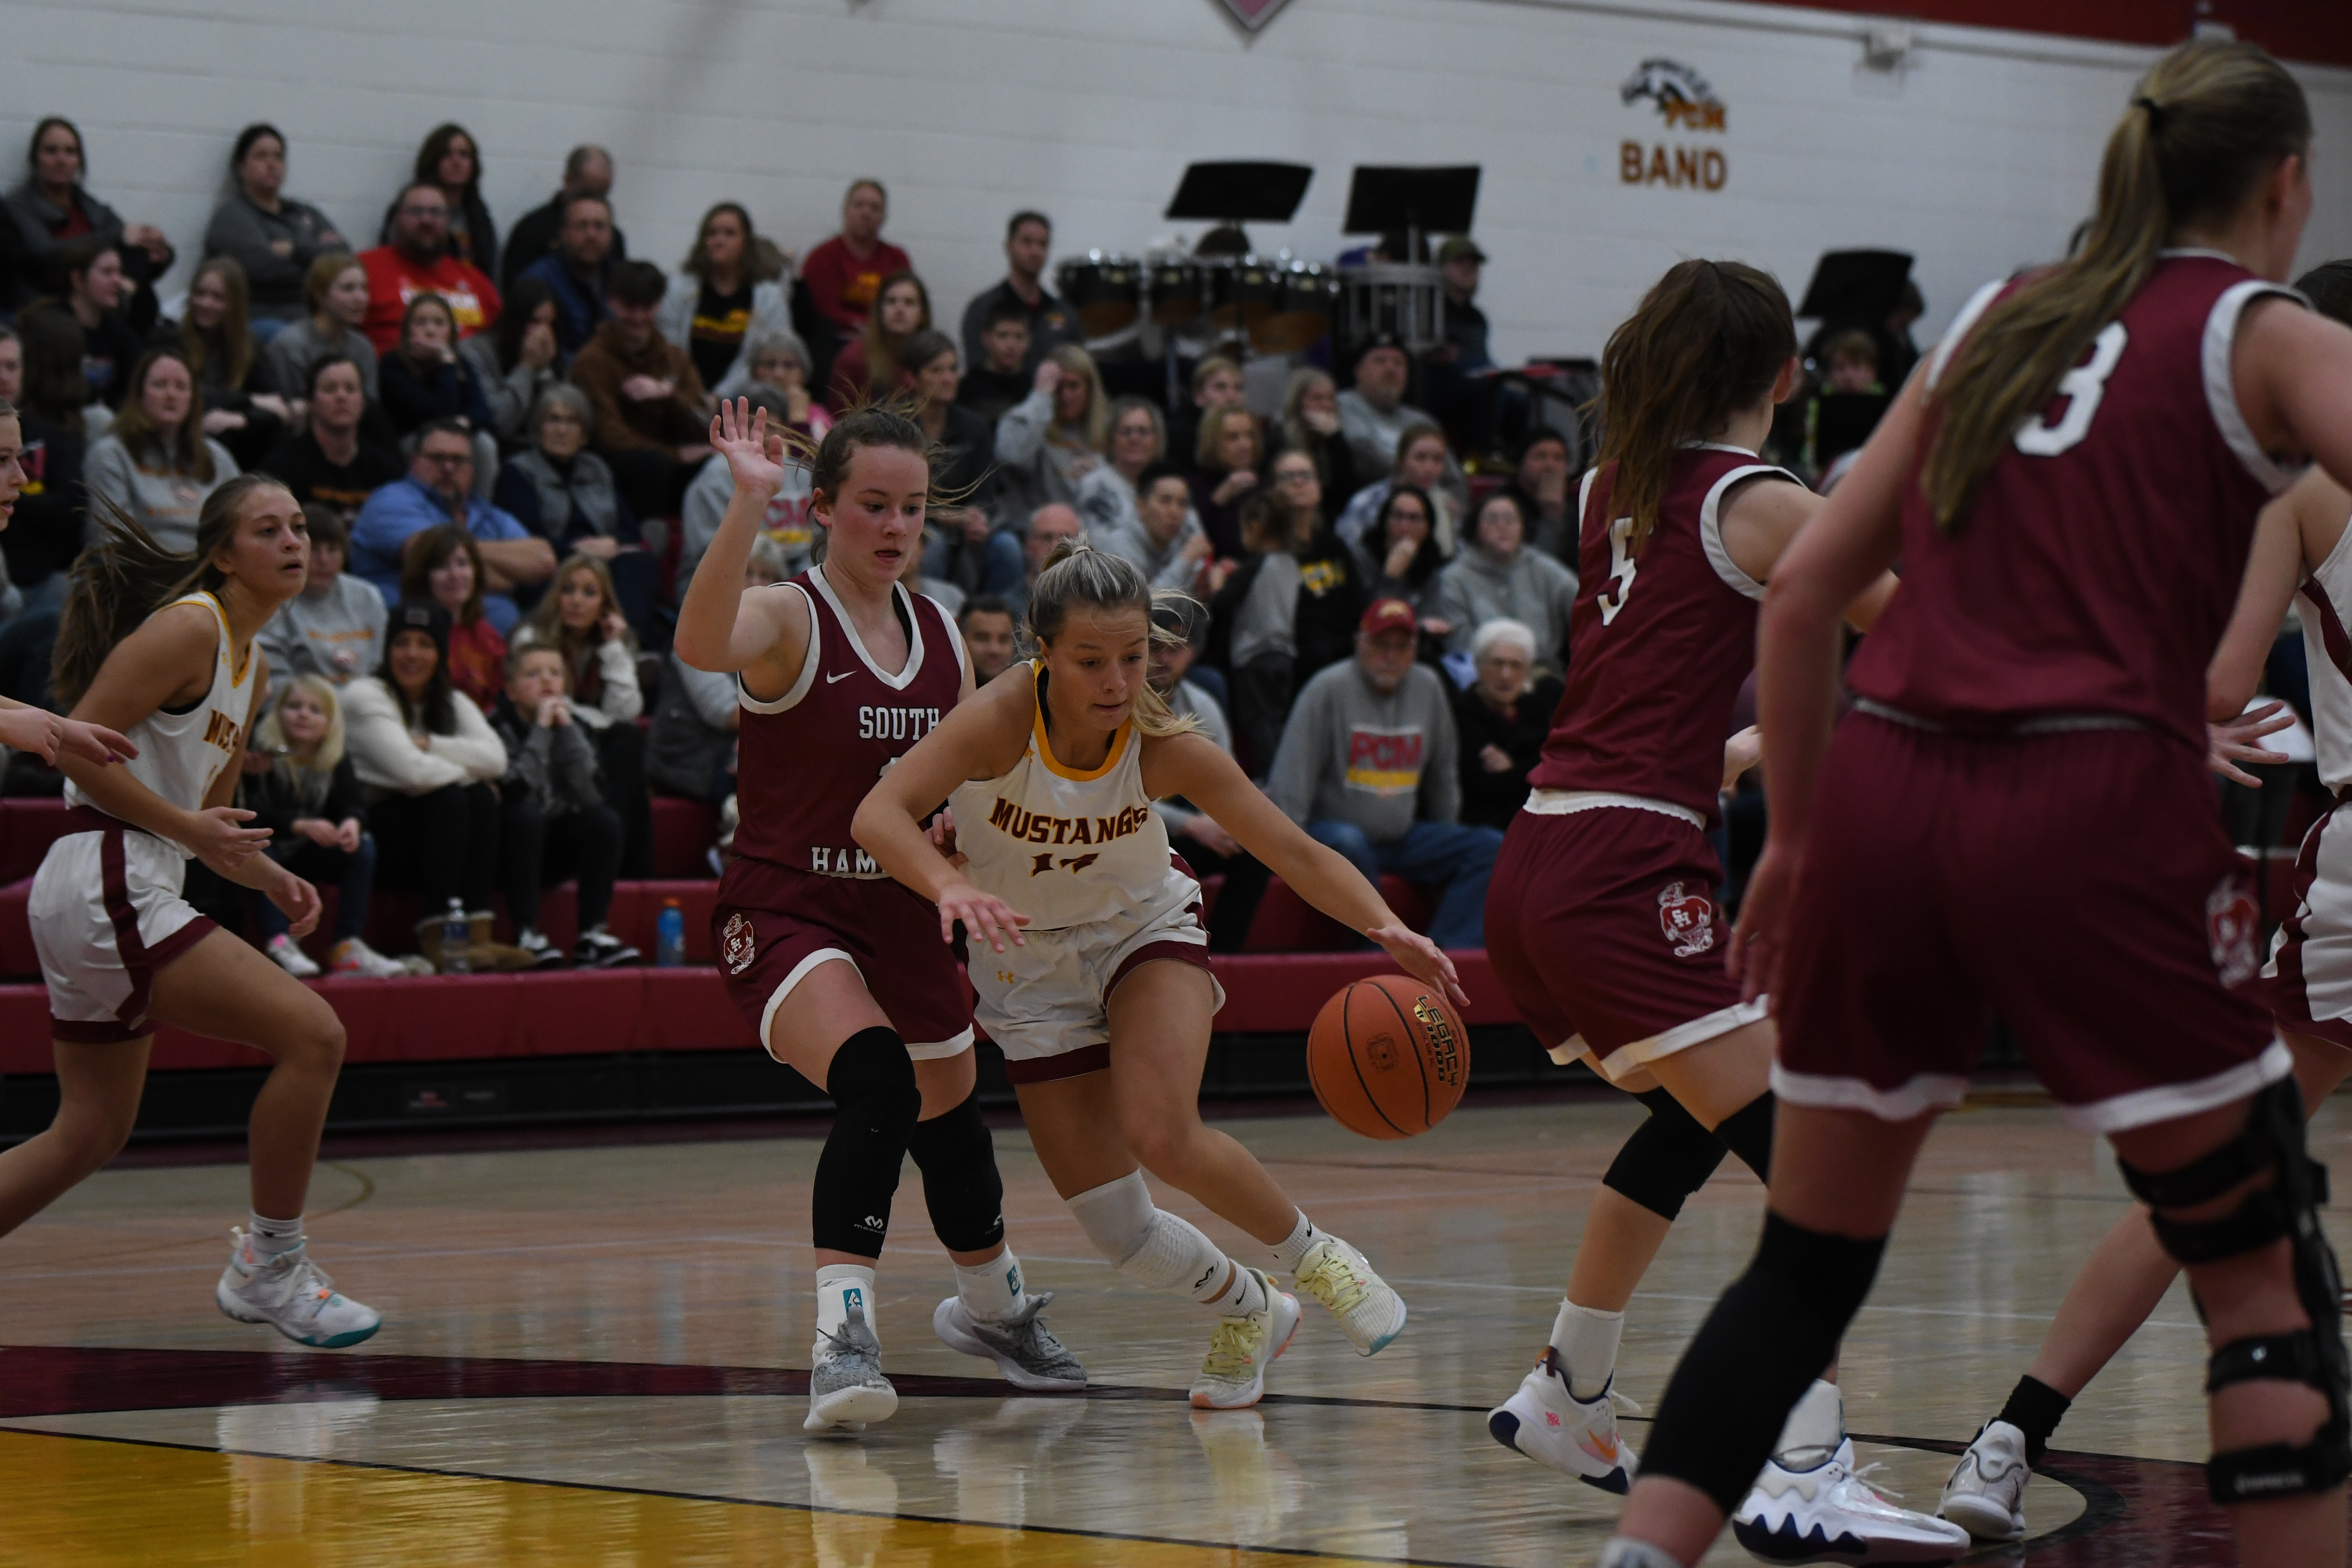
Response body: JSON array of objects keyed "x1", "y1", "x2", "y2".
[{"x1": 1360, "y1": 598, "x2": 1417, "y2": 638}]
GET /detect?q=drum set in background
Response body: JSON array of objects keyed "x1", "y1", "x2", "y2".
[{"x1": 1055, "y1": 247, "x2": 1444, "y2": 363}]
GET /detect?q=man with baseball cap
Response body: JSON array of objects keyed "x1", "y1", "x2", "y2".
[
  {"x1": 1433, "y1": 237, "x2": 1491, "y2": 371},
  {"x1": 1263, "y1": 598, "x2": 1503, "y2": 950}
]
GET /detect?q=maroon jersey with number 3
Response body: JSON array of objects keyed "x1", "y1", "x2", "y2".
[
  {"x1": 1848, "y1": 252, "x2": 2305, "y2": 748},
  {"x1": 1527, "y1": 444, "x2": 1802, "y2": 823},
  {"x1": 729, "y1": 564, "x2": 965, "y2": 879}
]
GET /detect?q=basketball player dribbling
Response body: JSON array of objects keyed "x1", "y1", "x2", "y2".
[
  {"x1": 1938, "y1": 257, "x2": 2352, "y2": 1545},
  {"x1": 6, "y1": 473, "x2": 378, "y2": 1348},
  {"x1": 853, "y1": 542, "x2": 1467, "y2": 1408},
  {"x1": 1602, "y1": 41, "x2": 2352, "y2": 1568},
  {"x1": 678, "y1": 399, "x2": 1083, "y2": 1434}
]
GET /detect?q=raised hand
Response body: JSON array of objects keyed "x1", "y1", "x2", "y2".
[
  {"x1": 1367, "y1": 923, "x2": 1471, "y2": 1014},
  {"x1": 708, "y1": 397, "x2": 789, "y2": 501}
]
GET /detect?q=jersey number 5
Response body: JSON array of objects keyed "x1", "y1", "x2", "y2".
[
  {"x1": 2014, "y1": 323, "x2": 2128, "y2": 457},
  {"x1": 1598, "y1": 516, "x2": 1638, "y2": 625}
]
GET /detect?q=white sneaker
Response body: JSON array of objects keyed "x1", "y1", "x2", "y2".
[
  {"x1": 264, "y1": 935, "x2": 321, "y2": 978},
  {"x1": 327, "y1": 937, "x2": 406, "y2": 978},
  {"x1": 1291, "y1": 1233, "x2": 1407, "y2": 1355},
  {"x1": 215, "y1": 1230, "x2": 381, "y2": 1348},
  {"x1": 1189, "y1": 1269, "x2": 1301, "y2": 1410},
  {"x1": 806, "y1": 1294, "x2": 897, "y2": 1432},
  {"x1": 932, "y1": 1293, "x2": 1086, "y2": 1390},
  {"x1": 1486, "y1": 1347, "x2": 1638, "y2": 1494},
  {"x1": 1938, "y1": 1420, "x2": 2030, "y2": 1542},
  {"x1": 1732, "y1": 1438, "x2": 1971, "y2": 1564},
  {"x1": 514, "y1": 928, "x2": 566, "y2": 969}
]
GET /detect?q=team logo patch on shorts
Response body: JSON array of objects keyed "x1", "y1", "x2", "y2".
[
  {"x1": 2206, "y1": 877, "x2": 2260, "y2": 988},
  {"x1": 721, "y1": 913, "x2": 756, "y2": 976},
  {"x1": 1657, "y1": 881, "x2": 1715, "y2": 958}
]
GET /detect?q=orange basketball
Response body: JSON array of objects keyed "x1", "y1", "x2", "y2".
[{"x1": 1306, "y1": 973, "x2": 1470, "y2": 1139}]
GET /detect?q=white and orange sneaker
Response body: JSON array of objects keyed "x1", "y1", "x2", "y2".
[
  {"x1": 1486, "y1": 1347, "x2": 1638, "y2": 1494},
  {"x1": 215, "y1": 1230, "x2": 382, "y2": 1348},
  {"x1": 1189, "y1": 1270, "x2": 1301, "y2": 1410}
]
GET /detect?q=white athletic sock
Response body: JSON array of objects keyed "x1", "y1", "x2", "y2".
[
  {"x1": 814, "y1": 1264, "x2": 879, "y2": 1351},
  {"x1": 1269, "y1": 1211, "x2": 1320, "y2": 1272},
  {"x1": 1066, "y1": 1172, "x2": 1265, "y2": 1317},
  {"x1": 247, "y1": 1211, "x2": 304, "y2": 1262},
  {"x1": 954, "y1": 1250, "x2": 1025, "y2": 1323},
  {"x1": 1774, "y1": 1378, "x2": 1844, "y2": 1461},
  {"x1": 1198, "y1": 1259, "x2": 1269, "y2": 1318},
  {"x1": 1551, "y1": 1298, "x2": 1624, "y2": 1403}
]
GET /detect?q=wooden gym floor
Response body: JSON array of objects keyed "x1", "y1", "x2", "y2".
[{"x1": 0, "y1": 1086, "x2": 2336, "y2": 1566}]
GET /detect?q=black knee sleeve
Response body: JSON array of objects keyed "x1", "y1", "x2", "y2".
[
  {"x1": 904, "y1": 1086, "x2": 1006, "y2": 1254},
  {"x1": 1713, "y1": 1091, "x2": 1775, "y2": 1182},
  {"x1": 811, "y1": 1027, "x2": 922, "y2": 1258},
  {"x1": 2118, "y1": 1076, "x2": 2350, "y2": 1503},
  {"x1": 1603, "y1": 1088, "x2": 1730, "y2": 1221},
  {"x1": 1639, "y1": 1213, "x2": 1886, "y2": 1514}
]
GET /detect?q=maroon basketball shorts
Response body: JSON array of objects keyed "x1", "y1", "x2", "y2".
[
  {"x1": 1775, "y1": 713, "x2": 2288, "y2": 1132},
  {"x1": 713, "y1": 858, "x2": 974, "y2": 1059},
  {"x1": 2265, "y1": 794, "x2": 2352, "y2": 1050},
  {"x1": 1486, "y1": 795, "x2": 1765, "y2": 1082}
]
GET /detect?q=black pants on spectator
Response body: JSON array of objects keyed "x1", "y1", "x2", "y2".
[
  {"x1": 256, "y1": 836, "x2": 377, "y2": 944},
  {"x1": 500, "y1": 796, "x2": 622, "y2": 934},
  {"x1": 607, "y1": 448, "x2": 692, "y2": 524},
  {"x1": 590, "y1": 720, "x2": 654, "y2": 879},
  {"x1": 1175, "y1": 842, "x2": 1273, "y2": 953},
  {"x1": 1228, "y1": 652, "x2": 1295, "y2": 781},
  {"x1": 369, "y1": 782, "x2": 500, "y2": 912}
]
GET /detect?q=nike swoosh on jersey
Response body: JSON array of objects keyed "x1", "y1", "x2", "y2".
[{"x1": 826, "y1": 670, "x2": 854, "y2": 683}]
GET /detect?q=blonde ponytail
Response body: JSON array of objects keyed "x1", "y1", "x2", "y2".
[{"x1": 1025, "y1": 538, "x2": 1201, "y2": 739}]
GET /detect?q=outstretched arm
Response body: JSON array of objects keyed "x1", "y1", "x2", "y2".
[{"x1": 674, "y1": 399, "x2": 808, "y2": 678}]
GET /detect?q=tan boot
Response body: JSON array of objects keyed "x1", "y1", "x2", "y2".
[
  {"x1": 413, "y1": 914, "x2": 461, "y2": 974},
  {"x1": 460, "y1": 911, "x2": 538, "y2": 973}
]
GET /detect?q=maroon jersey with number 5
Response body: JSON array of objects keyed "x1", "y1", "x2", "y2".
[
  {"x1": 1848, "y1": 252, "x2": 2305, "y2": 749},
  {"x1": 729, "y1": 564, "x2": 965, "y2": 879},
  {"x1": 1527, "y1": 444, "x2": 1802, "y2": 824}
]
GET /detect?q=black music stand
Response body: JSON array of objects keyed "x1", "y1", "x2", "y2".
[
  {"x1": 1165, "y1": 161, "x2": 1314, "y2": 251},
  {"x1": 1342, "y1": 165, "x2": 1482, "y2": 252},
  {"x1": 1797, "y1": 250, "x2": 1913, "y2": 325}
]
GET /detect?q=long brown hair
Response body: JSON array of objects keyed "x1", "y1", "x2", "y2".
[
  {"x1": 399, "y1": 522, "x2": 488, "y2": 627},
  {"x1": 54, "y1": 475, "x2": 287, "y2": 708},
  {"x1": 1592, "y1": 259, "x2": 1794, "y2": 553},
  {"x1": 180, "y1": 255, "x2": 256, "y2": 389},
  {"x1": 853, "y1": 270, "x2": 931, "y2": 399},
  {"x1": 108, "y1": 347, "x2": 218, "y2": 482},
  {"x1": 1924, "y1": 39, "x2": 2309, "y2": 530}
]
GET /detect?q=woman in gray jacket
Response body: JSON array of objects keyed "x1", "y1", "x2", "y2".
[
  {"x1": 1432, "y1": 489, "x2": 1579, "y2": 667},
  {"x1": 201, "y1": 125, "x2": 349, "y2": 327}
]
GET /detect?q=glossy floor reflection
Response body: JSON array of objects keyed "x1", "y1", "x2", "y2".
[{"x1": 3, "y1": 1091, "x2": 2343, "y2": 1565}]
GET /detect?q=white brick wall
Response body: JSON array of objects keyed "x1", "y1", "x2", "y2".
[{"x1": 5, "y1": 0, "x2": 2347, "y2": 358}]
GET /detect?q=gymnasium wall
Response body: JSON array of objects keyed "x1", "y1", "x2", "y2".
[{"x1": 6, "y1": 0, "x2": 2349, "y2": 362}]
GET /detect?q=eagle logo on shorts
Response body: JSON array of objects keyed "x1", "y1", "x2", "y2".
[
  {"x1": 722, "y1": 913, "x2": 756, "y2": 976},
  {"x1": 2206, "y1": 877, "x2": 2261, "y2": 988},
  {"x1": 1657, "y1": 882, "x2": 1715, "y2": 958}
]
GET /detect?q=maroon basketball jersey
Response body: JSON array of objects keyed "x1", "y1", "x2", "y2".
[
  {"x1": 730, "y1": 564, "x2": 965, "y2": 878},
  {"x1": 1848, "y1": 253, "x2": 2305, "y2": 749},
  {"x1": 1528, "y1": 444, "x2": 1801, "y2": 822}
]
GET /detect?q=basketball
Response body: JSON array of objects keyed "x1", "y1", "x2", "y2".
[{"x1": 1306, "y1": 974, "x2": 1470, "y2": 1140}]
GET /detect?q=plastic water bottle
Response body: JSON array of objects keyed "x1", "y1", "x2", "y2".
[
  {"x1": 439, "y1": 898, "x2": 471, "y2": 975},
  {"x1": 656, "y1": 899, "x2": 686, "y2": 968}
]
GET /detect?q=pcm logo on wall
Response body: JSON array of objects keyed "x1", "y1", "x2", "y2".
[{"x1": 1620, "y1": 58, "x2": 1728, "y2": 192}]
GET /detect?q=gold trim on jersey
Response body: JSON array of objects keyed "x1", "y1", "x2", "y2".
[{"x1": 1026, "y1": 661, "x2": 1132, "y2": 782}]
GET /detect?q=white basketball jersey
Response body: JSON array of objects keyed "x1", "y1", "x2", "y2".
[
  {"x1": 67, "y1": 592, "x2": 256, "y2": 841},
  {"x1": 950, "y1": 662, "x2": 1175, "y2": 933},
  {"x1": 2301, "y1": 513, "x2": 2352, "y2": 795}
]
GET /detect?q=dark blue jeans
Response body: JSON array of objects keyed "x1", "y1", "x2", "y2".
[
  {"x1": 256, "y1": 833, "x2": 376, "y2": 943},
  {"x1": 1303, "y1": 818, "x2": 1503, "y2": 950}
]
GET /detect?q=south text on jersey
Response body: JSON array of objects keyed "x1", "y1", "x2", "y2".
[{"x1": 859, "y1": 705, "x2": 944, "y2": 742}]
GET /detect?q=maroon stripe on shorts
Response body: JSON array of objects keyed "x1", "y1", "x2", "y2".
[
  {"x1": 94, "y1": 822, "x2": 215, "y2": 1033},
  {"x1": 1109, "y1": 938, "x2": 1215, "y2": 996},
  {"x1": 2270, "y1": 800, "x2": 2338, "y2": 1032},
  {"x1": 1003, "y1": 1043, "x2": 1110, "y2": 1083},
  {"x1": 50, "y1": 1017, "x2": 146, "y2": 1044},
  {"x1": 2300, "y1": 587, "x2": 2352, "y2": 685}
]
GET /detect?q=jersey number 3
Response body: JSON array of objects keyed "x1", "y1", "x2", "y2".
[
  {"x1": 1598, "y1": 516, "x2": 1638, "y2": 625},
  {"x1": 2014, "y1": 323, "x2": 2127, "y2": 457}
]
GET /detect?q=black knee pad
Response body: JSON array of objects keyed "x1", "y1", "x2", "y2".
[
  {"x1": 1603, "y1": 1088, "x2": 1729, "y2": 1221},
  {"x1": 811, "y1": 1027, "x2": 922, "y2": 1258},
  {"x1": 2118, "y1": 1075, "x2": 2350, "y2": 1503},
  {"x1": 1713, "y1": 1091, "x2": 1775, "y2": 1182},
  {"x1": 1639, "y1": 1213, "x2": 1886, "y2": 1514},
  {"x1": 905, "y1": 1086, "x2": 1006, "y2": 1253}
]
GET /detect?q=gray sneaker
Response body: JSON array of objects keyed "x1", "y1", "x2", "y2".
[
  {"x1": 932, "y1": 1292, "x2": 1087, "y2": 1391},
  {"x1": 805, "y1": 1297, "x2": 898, "y2": 1432}
]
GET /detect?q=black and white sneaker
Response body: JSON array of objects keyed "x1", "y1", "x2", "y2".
[
  {"x1": 574, "y1": 925, "x2": 642, "y2": 968},
  {"x1": 513, "y1": 928, "x2": 566, "y2": 969}
]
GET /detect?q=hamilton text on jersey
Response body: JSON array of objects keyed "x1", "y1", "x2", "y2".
[
  {"x1": 858, "y1": 705, "x2": 945, "y2": 742},
  {"x1": 986, "y1": 794, "x2": 1152, "y2": 848}
]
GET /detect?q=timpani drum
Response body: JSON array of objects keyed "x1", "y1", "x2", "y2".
[
  {"x1": 1256, "y1": 260, "x2": 1341, "y2": 354},
  {"x1": 1056, "y1": 253, "x2": 1143, "y2": 340}
]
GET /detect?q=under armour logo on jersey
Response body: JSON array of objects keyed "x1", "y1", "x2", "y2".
[{"x1": 1030, "y1": 852, "x2": 1101, "y2": 877}]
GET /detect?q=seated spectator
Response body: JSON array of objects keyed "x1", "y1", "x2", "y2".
[
  {"x1": 661, "y1": 201, "x2": 790, "y2": 395},
  {"x1": 1337, "y1": 420, "x2": 1460, "y2": 551},
  {"x1": 1148, "y1": 598, "x2": 1266, "y2": 950},
  {"x1": 1190, "y1": 405, "x2": 1263, "y2": 560},
  {"x1": 1074, "y1": 396, "x2": 1168, "y2": 544},
  {"x1": 401, "y1": 523, "x2": 505, "y2": 709},
  {"x1": 902, "y1": 330, "x2": 1013, "y2": 599},
  {"x1": 1337, "y1": 335, "x2": 1461, "y2": 497},
  {"x1": 341, "y1": 601, "x2": 514, "y2": 969},
  {"x1": 502, "y1": 144, "x2": 625, "y2": 293},
  {"x1": 169, "y1": 256, "x2": 290, "y2": 468},
  {"x1": 258, "y1": 504, "x2": 388, "y2": 697},
  {"x1": 1820, "y1": 328, "x2": 1883, "y2": 395},
  {"x1": 486, "y1": 644, "x2": 639, "y2": 968},
  {"x1": 1433, "y1": 488, "x2": 1578, "y2": 664},
  {"x1": 264, "y1": 252, "x2": 380, "y2": 403},
  {"x1": 569, "y1": 259, "x2": 713, "y2": 522},
  {"x1": 679, "y1": 381, "x2": 816, "y2": 588},
  {"x1": 5, "y1": 307, "x2": 93, "y2": 605},
  {"x1": 956, "y1": 300, "x2": 1032, "y2": 426},
  {"x1": 828, "y1": 270, "x2": 930, "y2": 408},
  {"x1": 379, "y1": 292, "x2": 495, "y2": 441},
  {"x1": 380, "y1": 124, "x2": 498, "y2": 277},
  {"x1": 993, "y1": 345, "x2": 1106, "y2": 519},
  {"x1": 1265, "y1": 597, "x2": 1501, "y2": 949},
  {"x1": 5, "y1": 117, "x2": 173, "y2": 312},
  {"x1": 1208, "y1": 463, "x2": 1366, "y2": 775},
  {"x1": 259, "y1": 356, "x2": 401, "y2": 525},
  {"x1": 1431, "y1": 237, "x2": 1492, "y2": 372},
  {"x1": 957, "y1": 211, "x2": 1079, "y2": 378},
  {"x1": 1094, "y1": 460, "x2": 1207, "y2": 593},
  {"x1": 351, "y1": 419, "x2": 553, "y2": 630},
  {"x1": 1348, "y1": 483, "x2": 1451, "y2": 639},
  {"x1": 902, "y1": 524, "x2": 961, "y2": 617},
  {"x1": 1452, "y1": 618, "x2": 1561, "y2": 830},
  {"x1": 712, "y1": 325, "x2": 828, "y2": 436},
  {"x1": 1272, "y1": 367, "x2": 1362, "y2": 505},
  {"x1": 513, "y1": 553, "x2": 651, "y2": 875},
  {"x1": 957, "y1": 595, "x2": 1019, "y2": 685},
  {"x1": 1168, "y1": 354, "x2": 1246, "y2": 479},
  {"x1": 240, "y1": 675, "x2": 406, "y2": 977},
  {"x1": 359, "y1": 182, "x2": 501, "y2": 352},
  {"x1": 203, "y1": 123, "x2": 348, "y2": 329},
  {"x1": 83, "y1": 348, "x2": 240, "y2": 553},
  {"x1": 493, "y1": 384, "x2": 653, "y2": 631},
  {"x1": 459, "y1": 275, "x2": 565, "y2": 445},
  {"x1": 1002, "y1": 503, "x2": 1082, "y2": 624},
  {"x1": 649, "y1": 539, "x2": 782, "y2": 805},
  {"x1": 49, "y1": 239, "x2": 149, "y2": 408},
  {"x1": 800, "y1": 179, "x2": 909, "y2": 346},
  {"x1": 1506, "y1": 426, "x2": 1577, "y2": 563},
  {"x1": 515, "y1": 192, "x2": 615, "y2": 357}
]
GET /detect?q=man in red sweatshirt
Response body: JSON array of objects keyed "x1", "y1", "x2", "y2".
[
  {"x1": 359, "y1": 182, "x2": 501, "y2": 351},
  {"x1": 798, "y1": 179, "x2": 909, "y2": 341}
]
